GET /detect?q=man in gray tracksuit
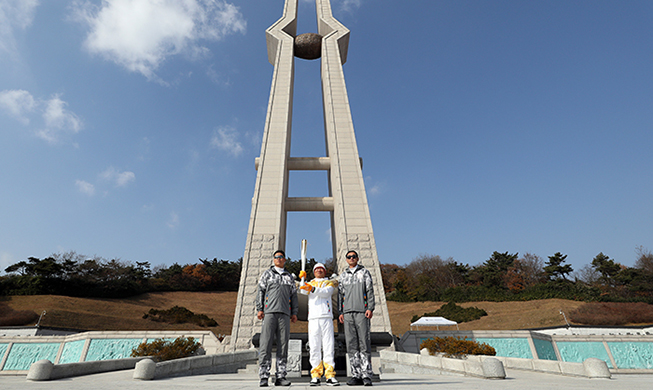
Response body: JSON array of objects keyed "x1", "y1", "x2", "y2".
[
  {"x1": 338, "y1": 250, "x2": 375, "y2": 386},
  {"x1": 256, "y1": 250, "x2": 298, "y2": 387}
]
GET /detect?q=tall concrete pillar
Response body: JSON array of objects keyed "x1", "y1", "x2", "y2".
[{"x1": 230, "y1": 0, "x2": 392, "y2": 351}]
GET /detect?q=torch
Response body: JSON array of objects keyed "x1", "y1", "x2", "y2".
[{"x1": 299, "y1": 239, "x2": 308, "y2": 295}]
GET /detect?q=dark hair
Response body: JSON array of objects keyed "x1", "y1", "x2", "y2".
[
  {"x1": 274, "y1": 250, "x2": 286, "y2": 258},
  {"x1": 346, "y1": 250, "x2": 358, "y2": 258}
]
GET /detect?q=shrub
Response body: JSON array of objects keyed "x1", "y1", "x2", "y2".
[
  {"x1": 143, "y1": 306, "x2": 218, "y2": 327},
  {"x1": 0, "y1": 302, "x2": 39, "y2": 326},
  {"x1": 420, "y1": 336, "x2": 496, "y2": 358},
  {"x1": 411, "y1": 302, "x2": 487, "y2": 323},
  {"x1": 131, "y1": 337, "x2": 202, "y2": 361},
  {"x1": 569, "y1": 302, "x2": 653, "y2": 326}
]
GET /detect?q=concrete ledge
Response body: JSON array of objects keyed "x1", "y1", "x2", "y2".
[
  {"x1": 532, "y1": 359, "x2": 563, "y2": 374},
  {"x1": 492, "y1": 356, "x2": 611, "y2": 378},
  {"x1": 27, "y1": 357, "x2": 146, "y2": 381},
  {"x1": 134, "y1": 350, "x2": 257, "y2": 380},
  {"x1": 1, "y1": 330, "x2": 225, "y2": 375},
  {"x1": 382, "y1": 350, "x2": 611, "y2": 380},
  {"x1": 379, "y1": 350, "x2": 505, "y2": 379}
]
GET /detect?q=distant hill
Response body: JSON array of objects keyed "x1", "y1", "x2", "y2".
[{"x1": 4, "y1": 292, "x2": 593, "y2": 336}]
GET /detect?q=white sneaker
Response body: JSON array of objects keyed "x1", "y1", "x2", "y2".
[
  {"x1": 326, "y1": 377, "x2": 339, "y2": 386},
  {"x1": 310, "y1": 377, "x2": 321, "y2": 386}
]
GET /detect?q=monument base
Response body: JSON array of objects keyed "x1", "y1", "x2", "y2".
[{"x1": 252, "y1": 332, "x2": 394, "y2": 377}]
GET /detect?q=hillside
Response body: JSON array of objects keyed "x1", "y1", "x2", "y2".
[{"x1": 3, "y1": 292, "x2": 591, "y2": 336}]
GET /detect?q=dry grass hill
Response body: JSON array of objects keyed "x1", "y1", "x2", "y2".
[{"x1": 3, "y1": 292, "x2": 589, "y2": 336}]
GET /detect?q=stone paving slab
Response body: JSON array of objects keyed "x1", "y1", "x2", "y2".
[{"x1": 1, "y1": 370, "x2": 652, "y2": 390}]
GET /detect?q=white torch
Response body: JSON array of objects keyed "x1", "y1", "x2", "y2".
[{"x1": 299, "y1": 239, "x2": 308, "y2": 294}]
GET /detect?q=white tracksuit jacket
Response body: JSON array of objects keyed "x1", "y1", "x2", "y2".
[{"x1": 306, "y1": 278, "x2": 337, "y2": 378}]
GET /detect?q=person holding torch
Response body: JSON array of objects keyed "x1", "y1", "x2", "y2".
[{"x1": 299, "y1": 263, "x2": 339, "y2": 386}]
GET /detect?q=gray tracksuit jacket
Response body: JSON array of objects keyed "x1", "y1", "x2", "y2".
[
  {"x1": 338, "y1": 265, "x2": 375, "y2": 314},
  {"x1": 256, "y1": 267, "x2": 299, "y2": 316}
]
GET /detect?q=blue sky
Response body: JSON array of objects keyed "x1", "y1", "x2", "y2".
[{"x1": 1, "y1": 0, "x2": 652, "y2": 275}]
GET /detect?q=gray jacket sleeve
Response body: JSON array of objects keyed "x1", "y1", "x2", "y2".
[
  {"x1": 365, "y1": 268, "x2": 375, "y2": 312},
  {"x1": 255, "y1": 271, "x2": 268, "y2": 312},
  {"x1": 337, "y1": 275, "x2": 345, "y2": 314},
  {"x1": 290, "y1": 281, "x2": 299, "y2": 316}
]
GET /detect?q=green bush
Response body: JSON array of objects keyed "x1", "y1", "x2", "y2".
[
  {"x1": 131, "y1": 337, "x2": 202, "y2": 361},
  {"x1": 420, "y1": 336, "x2": 496, "y2": 358},
  {"x1": 411, "y1": 302, "x2": 487, "y2": 323},
  {"x1": 143, "y1": 306, "x2": 218, "y2": 327}
]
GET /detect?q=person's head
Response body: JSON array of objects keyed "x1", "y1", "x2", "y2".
[
  {"x1": 313, "y1": 263, "x2": 326, "y2": 278},
  {"x1": 345, "y1": 250, "x2": 359, "y2": 268},
  {"x1": 273, "y1": 250, "x2": 286, "y2": 268}
]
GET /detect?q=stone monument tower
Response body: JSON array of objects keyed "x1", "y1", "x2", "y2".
[{"x1": 230, "y1": 0, "x2": 392, "y2": 350}]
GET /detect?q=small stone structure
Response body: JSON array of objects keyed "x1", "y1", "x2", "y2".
[{"x1": 286, "y1": 339, "x2": 302, "y2": 378}]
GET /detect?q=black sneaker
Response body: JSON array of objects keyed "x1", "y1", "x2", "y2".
[
  {"x1": 362, "y1": 377, "x2": 372, "y2": 386},
  {"x1": 260, "y1": 378, "x2": 269, "y2": 387},
  {"x1": 326, "y1": 377, "x2": 340, "y2": 386},
  {"x1": 346, "y1": 377, "x2": 363, "y2": 386},
  {"x1": 310, "y1": 377, "x2": 321, "y2": 386},
  {"x1": 275, "y1": 377, "x2": 291, "y2": 386}
]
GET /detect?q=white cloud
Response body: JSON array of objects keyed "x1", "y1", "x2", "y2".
[
  {"x1": 368, "y1": 184, "x2": 381, "y2": 195},
  {"x1": 167, "y1": 211, "x2": 179, "y2": 229},
  {"x1": 100, "y1": 166, "x2": 136, "y2": 187},
  {"x1": 72, "y1": 0, "x2": 246, "y2": 82},
  {"x1": 75, "y1": 179, "x2": 96, "y2": 196},
  {"x1": 0, "y1": 0, "x2": 39, "y2": 56},
  {"x1": 77, "y1": 167, "x2": 134, "y2": 197},
  {"x1": 0, "y1": 251, "x2": 17, "y2": 274},
  {"x1": 0, "y1": 89, "x2": 35, "y2": 125},
  {"x1": 365, "y1": 175, "x2": 384, "y2": 196},
  {"x1": 37, "y1": 95, "x2": 83, "y2": 143},
  {"x1": 210, "y1": 125, "x2": 243, "y2": 157},
  {"x1": 325, "y1": 227, "x2": 332, "y2": 242},
  {"x1": 340, "y1": 0, "x2": 362, "y2": 12},
  {"x1": 137, "y1": 136, "x2": 151, "y2": 161},
  {"x1": 0, "y1": 90, "x2": 84, "y2": 144}
]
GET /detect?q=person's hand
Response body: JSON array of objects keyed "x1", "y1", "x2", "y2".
[
  {"x1": 365, "y1": 310, "x2": 373, "y2": 319},
  {"x1": 299, "y1": 284, "x2": 314, "y2": 293},
  {"x1": 257, "y1": 311, "x2": 265, "y2": 320},
  {"x1": 299, "y1": 270, "x2": 306, "y2": 279},
  {"x1": 339, "y1": 314, "x2": 344, "y2": 324},
  {"x1": 291, "y1": 315, "x2": 298, "y2": 323}
]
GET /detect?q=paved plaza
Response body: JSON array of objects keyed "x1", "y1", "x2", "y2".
[{"x1": 1, "y1": 370, "x2": 652, "y2": 390}]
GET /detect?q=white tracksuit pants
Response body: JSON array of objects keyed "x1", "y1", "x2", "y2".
[{"x1": 308, "y1": 317, "x2": 335, "y2": 378}]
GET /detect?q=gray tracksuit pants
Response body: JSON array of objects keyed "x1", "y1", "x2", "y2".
[
  {"x1": 259, "y1": 312, "x2": 290, "y2": 379},
  {"x1": 343, "y1": 311, "x2": 373, "y2": 379}
]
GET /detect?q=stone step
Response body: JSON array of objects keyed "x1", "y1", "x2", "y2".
[{"x1": 238, "y1": 364, "x2": 259, "y2": 375}]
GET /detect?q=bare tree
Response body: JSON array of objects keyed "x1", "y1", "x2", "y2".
[
  {"x1": 518, "y1": 252, "x2": 545, "y2": 285},
  {"x1": 635, "y1": 246, "x2": 653, "y2": 274},
  {"x1": 405, "y1": 254, "x2": 466, "y2": 300},
  {"x1": 574, "y1": 264, "x2": 600, "y2": 285}
]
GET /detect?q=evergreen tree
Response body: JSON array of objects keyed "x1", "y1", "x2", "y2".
[{"x1": 544, "y1": 252, "x2": 573, "y2": 281}]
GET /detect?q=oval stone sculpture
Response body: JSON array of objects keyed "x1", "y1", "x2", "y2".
[
  {"x1": 26, "y1": 359, "x2": 54, "y2": 381},
  {"x1": 294, "y1": 33, "x2": 322, "y2": 60}
]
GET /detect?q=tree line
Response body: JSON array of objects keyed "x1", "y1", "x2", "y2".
[
  {"x1": 381, "y1": 247, "x2": 653, "y2": 303},
  {"x1": 0, "y1": 251, "x2": 241, "y2": 298},
  {"x1": 2, "y1": 248, "x2": 652, "y2": 303}
]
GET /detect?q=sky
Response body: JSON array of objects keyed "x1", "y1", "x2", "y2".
[{"x1": 1, "y1": 0, "x2": 652, "y2": 275}]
